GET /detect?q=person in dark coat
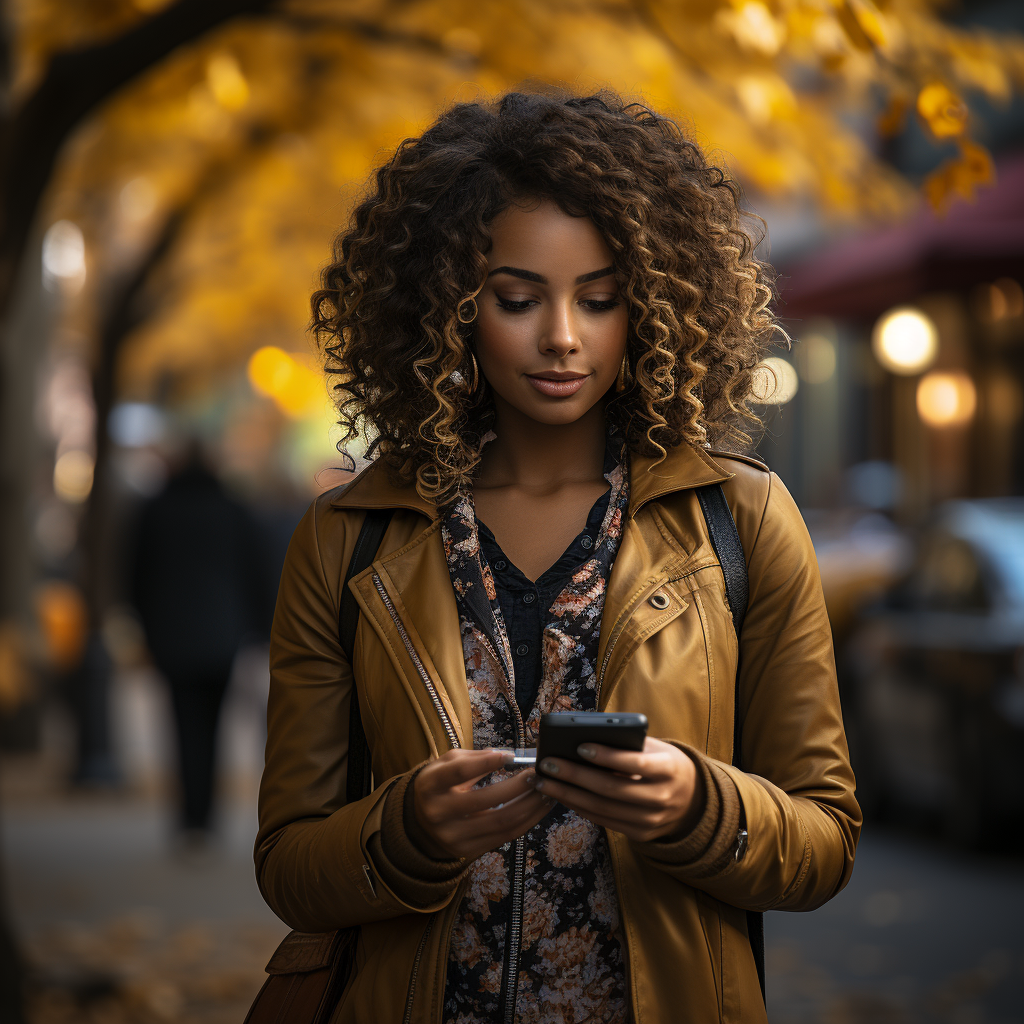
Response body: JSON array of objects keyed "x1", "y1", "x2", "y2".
[{"x1": 130, "y1": 443, "x2": 273, "y2": 838}]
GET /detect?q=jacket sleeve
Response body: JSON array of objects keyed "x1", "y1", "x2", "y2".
[
  {"x1": 635, "y1": 470, "x2": 861, "y2": 912},
  {"x1": 253, "y1": 497, "x2": 460, "y2": 932}
]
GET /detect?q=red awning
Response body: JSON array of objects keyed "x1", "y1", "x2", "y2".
[{"x1": 777, "y1": 151, "x2": 1024, "y2": 322}]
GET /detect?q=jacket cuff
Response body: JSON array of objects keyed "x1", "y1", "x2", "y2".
[
  {"x1": 368, "y1": 765, "x2": 467, "y2": 906},
  {"x1": 635, "y1": 743, "x2": 741, "y2": 876}
]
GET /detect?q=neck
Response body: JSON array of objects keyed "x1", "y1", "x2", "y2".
[{"x1": 475, "y1": 397, "x2": 607, "y2": 492}]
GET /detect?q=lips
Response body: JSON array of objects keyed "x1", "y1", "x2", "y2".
[{"x1": 526, "y1": 372, "x2": 590, "y2": 398}]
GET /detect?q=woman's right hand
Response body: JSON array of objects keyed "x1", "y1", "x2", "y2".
[{"x1": 412, "y1": 748, "x2": 553, "y2": 861}]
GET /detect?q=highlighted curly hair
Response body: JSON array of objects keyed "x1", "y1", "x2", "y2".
[{"x1": 311, "y1": 89, "x2": 777, "y2": 503}]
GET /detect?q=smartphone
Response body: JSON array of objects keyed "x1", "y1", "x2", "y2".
[{"x1": 536, "y1": 712, "x2": 648, "y2": 776}]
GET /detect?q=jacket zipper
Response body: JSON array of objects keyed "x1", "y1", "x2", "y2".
[
  {"x1": 476, "y1": 633, "x2": 527, "y2": 1024},
  {"x1": 374, "y1": 570, "x2": 461, "y2": 1024},
  {"x1": 402, "y1": 916, "x2": 435, "y2": 1024},
  {"x1": 372, "y1": 572, "x2": 461, "y2": 750},
  {"x1": 386, "y1": 606, "x2": 525, "y2": 1024},
  {"x1": 605, "y1": 837, "x2": 641, "y2": 1024}
]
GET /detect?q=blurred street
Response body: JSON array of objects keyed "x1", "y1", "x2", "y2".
[
  {"x1": 768, "y1": 831, "x2": 1024, "y2": 1024},
  {"x1": 1, "y1": 662, "x2": 287, "y2": 1022}
]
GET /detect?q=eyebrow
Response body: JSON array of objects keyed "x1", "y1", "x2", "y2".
[{"x1": 487, "y1": 265, "x2": 615, "y2": 285}]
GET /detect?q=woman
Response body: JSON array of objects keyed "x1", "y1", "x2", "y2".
[{"x1": 255, "y1": 91, "x2": 859, "y2": 1024}]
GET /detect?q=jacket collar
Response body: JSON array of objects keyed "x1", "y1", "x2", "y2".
[{"x1": 328, "y1": 443, "x2": 733, "y2": 519}]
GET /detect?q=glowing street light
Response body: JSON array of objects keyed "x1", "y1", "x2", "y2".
[
  {"x1": 750, "y1": 356, "x2": 799, "y2": 404},
  {"x1": 247, "y1": 346, "x2": 324, "y2": 418},
  {"x1": 42, "y1": 220, "x2": 86, "y2": 292},
  {"x1": 872, "y1": 306, "x2": 938, "y2": 375},
  {"x1": 53, "y1": 450, "x2": 95, "y2": 503},
  {"x1": 916, "y1": 371, "x2": 976, "y2": 428}
]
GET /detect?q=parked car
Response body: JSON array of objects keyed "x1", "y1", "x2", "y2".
[{"x1": 841, "y1": 498, "x2": 1024, "y2": 846}]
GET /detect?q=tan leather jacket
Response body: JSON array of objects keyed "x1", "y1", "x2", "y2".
[{"x1": 256, "y1": 444, "x2": 860, "y2": 1024}]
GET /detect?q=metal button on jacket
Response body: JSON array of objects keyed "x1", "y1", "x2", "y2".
[
  {"x1": 523, "y1": 592, "x2": 536, "y2": 605},
  {"x1": 494, "y1": 560, "x2": 508, "y2": 572},
  {"x1": 580, "y1": 536, "x2": 594, "y2": 550},
  {"x1": 516, "y1": 643, "x2": 530, "y2": 656},
  {"x1": 649, "y1": 592, "x2": 670, "y2": 610}
]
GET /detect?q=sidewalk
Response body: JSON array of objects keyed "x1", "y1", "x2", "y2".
[{"x1": 1, "y1": 662, "x2": 288, "y2": 1023}]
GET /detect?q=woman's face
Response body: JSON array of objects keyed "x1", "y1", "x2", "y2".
[{"x1": 472, "y1": 199, "x2": 628, "y2": 427}]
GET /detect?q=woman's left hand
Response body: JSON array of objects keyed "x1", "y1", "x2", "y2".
[{"x1": 532, "y1": 737, "x2": 705, "y2": 842}]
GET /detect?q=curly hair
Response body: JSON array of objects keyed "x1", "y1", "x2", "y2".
[{"x1": 311, "y1": 89, "x2": 778, "y2": 503}]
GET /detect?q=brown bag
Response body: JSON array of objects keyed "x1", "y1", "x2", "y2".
[
  {"x1": 243, "y1": 930, "x2": 353, "y2": 1024},
  {"x1": 244, "y1": 510, "x2": 394, "y2": 1023}
]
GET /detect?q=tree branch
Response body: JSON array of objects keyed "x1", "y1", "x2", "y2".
[{"x1": 0, "y1": 0, "x2": 278, "y2": 319}]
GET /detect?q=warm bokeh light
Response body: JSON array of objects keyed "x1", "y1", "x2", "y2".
[
  {"x1": 34, "y1": 580, "x2": 88, "y2": 672},
  {"x1": 916, "y1": 371, "x2": 977, "y2": 428},
  {"x1": 247, "y1": 346, "x2": 324, "y2": 419},
  {"x1": 53, "y1": 449, "x2": 95, "y2": 502},
  {"x1": 872, "y1": 307, "x2": 939, "y2": 375},
  {"x1": 206, "y1": 53, "x2": 250, "y2": 111},
  {"x1": 41, "y1": 220, "x2": 85, "y2": 288},
  {"x1": 750, "y1": 356, "x2": 799, "y2": 404}
]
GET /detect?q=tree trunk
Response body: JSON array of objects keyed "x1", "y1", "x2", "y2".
[{"x1": 0, "y1": 0, "x2": 275, "y2": 320}]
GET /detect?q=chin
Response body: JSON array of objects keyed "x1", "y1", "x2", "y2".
[{"x1": 521, "y1": 397, "x2": 598, "y2": 426}]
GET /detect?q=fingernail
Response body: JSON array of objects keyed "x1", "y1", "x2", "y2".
[
  {"x1": 534, "y1": 779, "x2": 546, "y2": 792},
  {"x1": 578, "y1": 744, "x2": 596, "y2": 759},
  {"x1": 540, "y1": 759, "x2": 559, "y2": 775}
]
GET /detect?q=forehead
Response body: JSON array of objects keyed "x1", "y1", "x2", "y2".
[{"x1": 486, "y1": 200, "x2": 612, "y2": 274}]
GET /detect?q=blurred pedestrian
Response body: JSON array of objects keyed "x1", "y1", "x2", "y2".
[{"x1": 130, "y1": 440, "x2": 272, "y2": 844}]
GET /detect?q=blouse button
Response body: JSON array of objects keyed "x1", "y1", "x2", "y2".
[
  {"x1": 649, "y1": 592, "x2": 670, "y2": 610},
  {"x1": 494, "y1": 560, "x2": 508, "y2": 572},
  {"x1": 523, "y1": 592, "x2": 536, "y2": 604},
  {"x1": 516, "y1": 643, "x2": 530, "y2": 657},
  {"x1": 580, "y1": 536, "x2": 594, "y2": 550}
]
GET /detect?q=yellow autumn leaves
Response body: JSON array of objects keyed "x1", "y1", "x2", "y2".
[{"x1": 11, "y1": 0, "x2": 1023, "y2": 402}]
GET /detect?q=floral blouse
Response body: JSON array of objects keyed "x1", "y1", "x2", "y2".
[{"x1": 438, "y1": 444, "x2": 631, "y2": 1024}]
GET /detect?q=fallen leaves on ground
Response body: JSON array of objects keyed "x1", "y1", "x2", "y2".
[{"x1": 25, "y1": 912, "x2": 285, "y2": 1024}]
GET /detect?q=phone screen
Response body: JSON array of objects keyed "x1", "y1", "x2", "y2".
[{"x1": 536, "y1": 712, "x2": 648, "y2": 775}]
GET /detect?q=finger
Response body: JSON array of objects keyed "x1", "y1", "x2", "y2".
[
  {"x1": 537, "y1": 758, "x2": 667, "y2": 809},
  {"x1": 533, "y1": 776, "x2": 662, "y2": 825},
  {"x1": 454, "y1": 788, "x2": 553, "y2": 841},
  {"x1": 472, "y1": 794, "x2": 555, "y2": 850},
  {"x1": 572, "y1": 743, "x2": 675, "y2": 779},
  {"x1": 443, "y1": 790, "x2": 554, "y2": 856},
  {"x1": 441, "y1": 769, "x2": 538, "y2": 816},
  {"x1": 421, "y1": 748, "x2": 515, "y2": 792},
  {"x1": 477, "y1": 798, "x2": 555, "y2": 851}
]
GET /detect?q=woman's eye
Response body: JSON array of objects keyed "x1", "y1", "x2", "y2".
[
  {"x1": 582, "y1": 299, "x2": 621, "y2": 312},
  {"x1": 496, "y1": 297, "x2": 535, "y2": 312}
]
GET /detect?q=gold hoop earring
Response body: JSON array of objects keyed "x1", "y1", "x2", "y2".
[
  {"x1": 616, "y1": 353, "x2": 632, "y2": 393},
  {"x1": 458, "y1": 298, "x2": 478, "y2": 324}
]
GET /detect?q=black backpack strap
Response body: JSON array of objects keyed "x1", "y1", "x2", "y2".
[
  {"x1": 695, "y1": 482, "x2": 765, "y2": 1004},
  {"x1": 695, "y1": 484, "x2": 748, "y2": 636},
  {"x1": 340, "y1": 509, "x2": 394, "y2": 805}
]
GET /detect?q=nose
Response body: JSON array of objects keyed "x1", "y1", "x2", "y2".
[{"x1": 540, "y1": 297, "x2": 578, "y2": 358}]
